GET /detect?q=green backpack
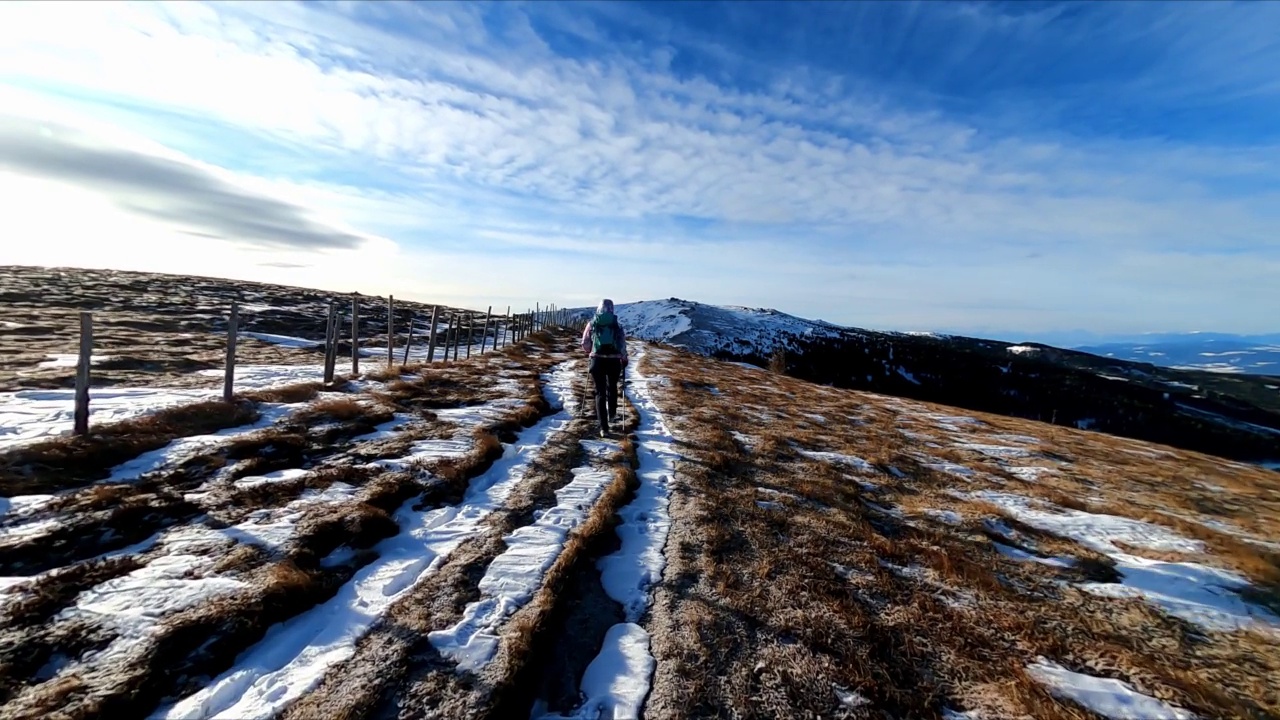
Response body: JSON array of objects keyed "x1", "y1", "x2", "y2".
[{"x1": 593, "y1": 312, "x2": 620, "y2": 354}]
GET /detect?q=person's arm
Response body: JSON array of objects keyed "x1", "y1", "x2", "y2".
[{"x1": 580, "y1": 322, "x2": 593, "y2": 354}]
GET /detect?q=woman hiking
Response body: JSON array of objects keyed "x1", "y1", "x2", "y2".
[{"x1": 580, "y1": 299, "x2": 628, "y2": 438}]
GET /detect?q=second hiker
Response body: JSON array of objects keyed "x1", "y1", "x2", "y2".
[{"x1": 580, "y1": 298, "x2": 628, "y2": 438}]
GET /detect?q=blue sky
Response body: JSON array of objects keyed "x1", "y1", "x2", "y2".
[{"x1": 0, "y1": 1, "x2": 1277, "y2": 344}]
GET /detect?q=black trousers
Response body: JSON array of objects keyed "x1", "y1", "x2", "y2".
[{"x1": 588, "y1": 356, "x2": 622, "y2": 430}]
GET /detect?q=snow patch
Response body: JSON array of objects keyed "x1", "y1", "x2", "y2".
[
  {"x1": 1003, "y1": 466, "x2": 1055, "y2": 482},
  {"x1": 924, "y1": 509, "x2": 963, "y2": 525},
  {"x1": 797, "y1": 449, "x2": 875, "y2": 473},
  {"x1": 0, "y1": 386, "x2": 218, "y2": 450},
  {"x1": 954, "y1": 443, "x2": 1033, "y2": 459},
  {"x1": 240, "y1": 332, "x2": 324, "y2": 349},
  {"x1": 36, "y1": 353, "x2": 114, "y2": 369},
  {"x1": 1026, "y1": 658, "x2": 1197, "y2": 719},
  {"x1": 972, "y1": 491, "x2": 1279, "y2": 633},
  {"x1": 536, "y1": 623, "x2": 655, "y2": 720}
]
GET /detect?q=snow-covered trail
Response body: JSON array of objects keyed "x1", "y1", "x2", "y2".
[
  {"x1": 152, "y1": 361, "x2": 579, "y2": 720},
  {"x1": 538, "y1": 345, "x2": 677, "y2": 720},
  {"x1": 426, "y1": 376, "x2": 615, "y2": 671}
]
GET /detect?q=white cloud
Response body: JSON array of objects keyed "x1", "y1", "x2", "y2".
[{"x1": 0, "y1": 1, "x2": 1276, "y2": 333}]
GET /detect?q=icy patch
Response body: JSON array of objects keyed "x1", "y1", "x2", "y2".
[
  {"x1": 955, "y1": 443, "x2": 1033, "y2": 459},
  {"x1": 973, "y1": 491, "x2": 1279, "y2": 632},
  {"x1": 942, "y1": 710, "x2": 985, "y2": 720},
  {"x1": 829, "y1": 561, "x2": 873, "y2": 581},
  {"x1": 926, "y1": 414, "x2": 985, "y2": 426},
  {"x1": 1004, "y1": 466, "x2": 1055, "y2": 482},
  {"x1": 924, "y1": 461, "x2": 976, "y2": 479},
  {"x1": 241, "y1": 332, "x2": 324, "y2": 349},
  {"x1": 232, "y1": 468, "x2": 312, "y2": 490},
  {"x1": 756, "y1": 500, "x2": 784, "y2": 511},
  {"x1": 834, "y1": 685, "x2": 872, "y2": 709},
  {"x1": 36, "y1": 353, "x2": 114, "y2": 369},
  {"x1": 1026, "y1": 658, "x2": 1197, "y2": 719},
  {"x1": 993, "y1": 541, "x2": 1076, "y2": 568},
  {"x1": 429, "y1": 461, "x2": 614, "y2": 671},
  {"x1": 154, "y1": 361, "x2": 578, "y2": 720},
  {"x1": 0, "y1": 387, "x2": 217, "y2": 449},
  {"x1": 991, "y1": 434, "x2": 1042, "y2": 445},
  {"x1": 925, "y1": 509, "x2": 963, "y2": 525},
  {"x1": 797, "y1": 449, "x2": 875, "y2": 473},
  {"x1": 864, "y1": 500, "x2": 902, "y2": 518}
]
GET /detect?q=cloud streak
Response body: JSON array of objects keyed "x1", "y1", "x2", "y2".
[{"x1": 0, "y1": 115, "x2": 368, "y2": 251}]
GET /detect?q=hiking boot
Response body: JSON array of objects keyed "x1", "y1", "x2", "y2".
[{"x1": 599, "y1": 428, "x2": 610, "y2": 439}]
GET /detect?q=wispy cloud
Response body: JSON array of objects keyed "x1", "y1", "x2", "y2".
[{"x1": 0, "y1": 0, "x2": 1276, "y2": 335}]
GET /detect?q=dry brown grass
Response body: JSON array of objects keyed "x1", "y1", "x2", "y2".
[
  {"x1": 243, "y1": 381, "x2": 329, "y2": 404},
  {"x1": 293, "y1": 396, "x2": 392, "y2": 425},
  {"x1": 637, "y1": 343, "x2": 1280, "y2": 720},
  {"x1": 0, "y1": 399, "x2": 258, "y2": 494}
]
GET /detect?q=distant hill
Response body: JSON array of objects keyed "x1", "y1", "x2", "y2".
[{"x1": 577, "y1": 299, "x2": 1280, "y2": 463}]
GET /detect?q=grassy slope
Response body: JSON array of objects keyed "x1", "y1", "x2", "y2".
[{"x1": 1, "y1": 330, "x2": 1277, "y2": 719}]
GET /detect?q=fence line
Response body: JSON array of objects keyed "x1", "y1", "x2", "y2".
[{"x1": 61, "y1": 294, "x2": 581, "y2": 435}]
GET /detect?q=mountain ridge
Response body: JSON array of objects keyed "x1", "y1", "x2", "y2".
[{"x1": 573, "y1": 298, "x2": 1280, "y2": 464}]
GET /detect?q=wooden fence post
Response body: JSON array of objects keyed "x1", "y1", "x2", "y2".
[
  {"x1": 449, "y1": 314, "x2": 459, "y2": 361},
  {"x1": 502, "y1": 307, "x2": 510, "y2": 348},
  {"x1": 387, "y1": 295, "x2": 395, "y2": 368},
  {"x1": 441, "y1": 315, "x2": 452, "y2": 363},
  {"x1": 323, "y1": 300, "x2": 337, "y2": 385},
  {"x1": 351, "y1": 293, "x2": 360, "y2": 376},
  {"x1": 223, "y1": 302, "x2": 239, "y2": 402},
  {"x1": 466, "y1": 314, "x2": 474, "y2": 359},
  {"x1": 480, "y1": 306, "x2": 493, "y2": 353},
  {"x1": 426, "y1": 305, "x2": 440, "y2": 363},
  {"x1": 73, "y1": 311, "x2": 93, "y2": 436},
  {"x1": 402, "y1": 312, "x2": 415, "y2": 366},
  {"x1": 454, "y1": 314, "x2": 463, "y2": 361}
]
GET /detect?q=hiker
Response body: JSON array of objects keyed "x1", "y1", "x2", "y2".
[{"x1": 580, "y1": 298, "x2": 628, "y2": 438}]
